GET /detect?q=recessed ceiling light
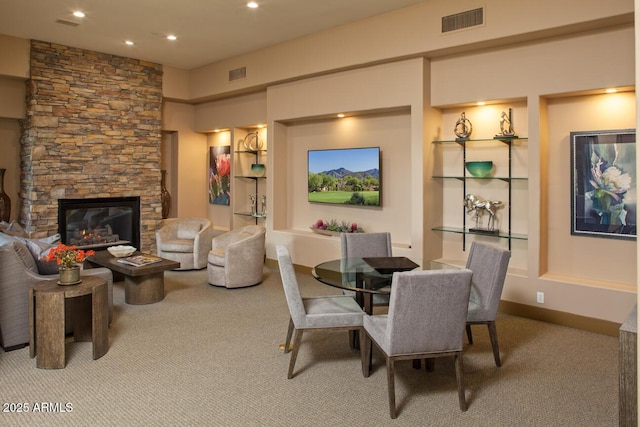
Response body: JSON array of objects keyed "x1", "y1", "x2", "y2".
[
  {"x1": 605, "y1": 88, "x2": 617, "y2": 94},
  {"x1": 247, "y1": 2, "x2": 259, "y2": 9},
  {"x1": 125, "y1": 40, "x2": 134, "y2": 46},
  {"x1": 73, "y1": 11, "x2": 85, "y2": 18},
  {"x1": 167, "y1": 34, "x2": 177, "y2": 41},
  {"x1": 476, "y1": 101, "x2": 486, "y2": 106},
  {"x1": 337, "y1": 113, "x2": 345, "y2": 118}
]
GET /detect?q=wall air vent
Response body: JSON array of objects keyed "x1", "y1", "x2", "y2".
[
  {"x1": 229, "y1": 67, "x2": 247, "y2": 82},
  {"x1": 55, "y1": 19, "x2": 80, "y2": 27},
  {"x1": 441, "y1": 7, "x2": 484, "y2": 33}
]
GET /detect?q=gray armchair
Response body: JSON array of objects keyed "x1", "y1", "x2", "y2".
[
  {"x1": 207, "y1": 225, "x2": 265, "y2": 288},
  {"x1": 465, "y1": 242, "x2": 511, "y2": 367},
  {"x1": 156, "y1": 218, "x2": 213, "y2": 270},
  {"x1": 361, "y1": 269, "x2": 473, "y2": 418},
  {"x1": 276, "y1": 245, "x2": 364, "y2": 379},
  {"x1": 0, "y1": 232, "x2": 113, "y2": 350}
]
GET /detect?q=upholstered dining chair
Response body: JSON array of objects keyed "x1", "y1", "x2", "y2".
[
  {"x1": 340, "y1": 232, "x2": 392, "y2": 305},
  {"x1": 464, "y1": 241, "x2": 511, "y2": 367},
  {"x1": 361, "y1": 269, "x2": 473, "y2": 419},
  {"x1": 276, "y1": 245, "x2": 365, "y2": 379},
  {"x1": 341, "y1": 232, "x2": 392, "y2": 259}
]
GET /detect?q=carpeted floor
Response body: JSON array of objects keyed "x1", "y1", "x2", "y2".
[{"x1": 0, "y1": 266, "x2": 619, "y2": 426}]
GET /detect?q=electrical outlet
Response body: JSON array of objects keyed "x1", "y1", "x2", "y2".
[{"x1": 536, "y1": 292, "x2": 544, "y2": 304}]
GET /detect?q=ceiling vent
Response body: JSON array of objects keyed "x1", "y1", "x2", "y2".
[
  {"x1": 441, "y1": 7, "x2": 484, "y2": 33},
  {"x1": 229, "y1": 67, "x2": 247, "y2": 82},
  {"x1": 55, "y1": 19, "x2": 80, "y2": 27}
]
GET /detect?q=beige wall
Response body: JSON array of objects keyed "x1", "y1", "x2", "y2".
[
  {"x1": 0, "y1": 34, "x2": 29, "y2": 119},
  {"x1": 185, "y1": 22, "x2": 637, "y2": 324},
  {"x1": 0, "y1": 78, "x2": 25, "y2": 119},
  {"x1": 284, "y1": 113, "x2": 412, "y2": 241},
  {"x1": 0, "y1": 118, "x2": 21, "y2": 221},
  {"x1": 546, "y1": 93, "x2": 636, "y2": 285},
  {"x1": 429, "y1": 27, "x2": 636, "y2": 323},
  {"x1": 162, "y1": 102, "x2": 208, "y2": 218},
  {"x1": 194, "y1": 92, "x2": 267, "y2": 132},
  {"x1": 0, "y1": 34, "x2": 29, "y2": 79},
  {"x1": 265, "y1": 59, "x2": 428, "y2": 267},
  {"x1": 430, "y1": 26, "x2": 635, "y2": 106},
  {"x1": 0, "y1": 35, "x2": 28, "y2": 188},
  {"x1": 162, "y1": 66, "x2": 190, "y2": 101},
  {"x1": 184, "y1": 0, "x2": 633, "y2": 101}
]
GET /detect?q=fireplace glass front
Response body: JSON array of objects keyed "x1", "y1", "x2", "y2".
[{"x1": 58, "y1": 197, "x2": 140, "y2": 250}]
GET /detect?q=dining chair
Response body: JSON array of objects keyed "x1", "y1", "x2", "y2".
[
  {"x1": 341, "y1": 232, "x2": 392, "y2": 258},
  {"x1": 361, "y1": 269, "x2": 473, "y2": 418},
  {"x1": 276, "y1": 245, "x2": 365, "y2": 379},
  {"x1": 465, "y1": 242, "x2": 511, "y2": 367},
  {"x1": 340, "y1": 232, "x2": 392, "y2": 305}
]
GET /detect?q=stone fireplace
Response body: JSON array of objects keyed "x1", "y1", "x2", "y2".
[{"x1": 18, "y1": 41, "x2": 163, "y2": 252}]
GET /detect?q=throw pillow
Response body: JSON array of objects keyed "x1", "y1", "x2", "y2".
[{"x1": 15, "y1": 234, "x2": 62, "y2": 275}]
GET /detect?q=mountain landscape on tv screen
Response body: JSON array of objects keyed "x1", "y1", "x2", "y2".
[{"x1": 318, "y1": 167, "x2": 379, "y2": 179}]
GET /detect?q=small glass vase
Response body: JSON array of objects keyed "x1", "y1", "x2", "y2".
[{"x1": 58, "y1": 266, "x2": 81, "y2": 285}]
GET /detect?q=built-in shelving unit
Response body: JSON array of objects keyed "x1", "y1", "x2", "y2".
[
  {"x1": 232, "y1": 128, "x2": 267, "y2": 228},
  {"x1": 432, "y1": 136, "x2": 528, "y2": 250}
]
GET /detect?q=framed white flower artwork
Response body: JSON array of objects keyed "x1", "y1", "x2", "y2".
[
  {"x1": 209, "y1": 146, "x2": 231, "y2": 206},
  {"x1": 570, "y1": 129, "x2": 636, "y2": 240}
]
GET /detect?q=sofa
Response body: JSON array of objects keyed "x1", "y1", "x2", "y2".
[
  {"x1": 207, "y1": 225, "x2": 266, "y2": 288},
  {"x1": 0, "y1": 232, "x2": 114, "y2": 350},
  {"x1": 156, "y1": 218, "x2": 213, "y2": 270}
]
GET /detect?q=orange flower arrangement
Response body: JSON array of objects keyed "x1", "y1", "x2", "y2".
[{"x1": 44, "y1": 243, "x2": 95, "y2": 269}]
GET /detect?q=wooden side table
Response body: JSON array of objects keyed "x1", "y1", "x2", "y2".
[{"x1": 29, "y1": 276, "x2": 109, "y2": 369}]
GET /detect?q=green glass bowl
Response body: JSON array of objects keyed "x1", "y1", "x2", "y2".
[
  {"x1": 465, "y1": 161, "x2": 493, "y2": 177},
  {"x1": 251, "y1": 163, "x2": 266, "y2": 177}
]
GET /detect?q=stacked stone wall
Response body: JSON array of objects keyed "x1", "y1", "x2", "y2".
[{"x1": 20, "y1": 41, "x2": 163, "y2": 252}]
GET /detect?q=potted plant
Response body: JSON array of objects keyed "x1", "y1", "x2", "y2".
[{"x1": 44, "y1": 243, "x2": 95, "y2": 285}]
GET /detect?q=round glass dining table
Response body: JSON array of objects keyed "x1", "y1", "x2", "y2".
[{"x1": 312, "y1": 256, "x2": 420, "y2": 314}]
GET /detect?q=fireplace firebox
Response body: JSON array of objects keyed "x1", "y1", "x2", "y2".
[{"x1": 58, "y1": 197, "x2": 141, "y2": 251}]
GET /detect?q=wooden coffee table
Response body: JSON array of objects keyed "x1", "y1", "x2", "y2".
[{"x1": 88, "y1": 251, "x2": 180, "y2": 304}]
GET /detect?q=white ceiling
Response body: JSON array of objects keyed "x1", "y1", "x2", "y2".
[{"x1": 0, "y1": 0, "x2": 429, "y2": 70}]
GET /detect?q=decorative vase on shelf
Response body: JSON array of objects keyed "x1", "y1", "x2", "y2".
[
  {"x1": 161, "y1": 170, "x2": 171, "y2": 219},
  {"x1": 0, "y1": 168, "x2": 11, "y2": 222},
  {"x1": 58, "y1": 266, "x2": 81, "y2": 285}
]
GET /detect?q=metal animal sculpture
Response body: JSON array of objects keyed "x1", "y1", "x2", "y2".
[{"x1": 464, "y1": 194, "x2": 503, "y2": 231}]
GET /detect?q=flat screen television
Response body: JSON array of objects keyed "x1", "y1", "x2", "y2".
[{"x1": 308, "y1": 147, "x2": 381, "y2": 206}]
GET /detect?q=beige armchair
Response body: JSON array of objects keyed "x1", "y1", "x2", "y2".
[
  {"x1": 156, "y1": 218, "x2": 213, "y2": 270},
  {"x1": 207, "y1": 225, "x2": 265, "y2": 288}
]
